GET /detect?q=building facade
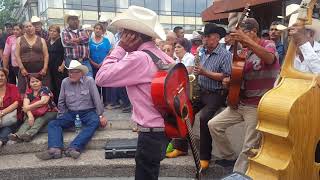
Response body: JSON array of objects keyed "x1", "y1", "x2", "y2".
[{"x1": 14, "y1": 0, "x2": 216, "y2": 32}]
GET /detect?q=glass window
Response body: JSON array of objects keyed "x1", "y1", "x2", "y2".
[
  {"x1": 65, "y1": 0, "x2": 81, "y2": 10},
  {"x1": 146, "y1": 0, "x2": 159, "y2": 12},
  {"x1": 171, "y1": 0, "x2": 183, "y2": 16},
  {"x1": 117, "y1": 0, "x2": 128, "y2": 12},
  {"x1": 82, "y1": 0, "x2": 97, "y2": 11},
  {"x1": 184, "y1": 0, "x2": 195, "y2": 13},
  {"x1": 130, "y1": 0, "x2": 144, "y2": 6},
  {"x1": 101, "y1": 0, "x2": 115, "y2": 11},
  {"x1": 159, "y1": 0, "x2": 171, "y2": 15},
  {"x1": 196, "y1": 0, "x2": 206, "y2": 13},
  {"x1": 48, "y1": 0, "x2": 63, "y2": 8}
]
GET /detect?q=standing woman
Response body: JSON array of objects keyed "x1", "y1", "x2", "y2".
[
  {"x1": 175, "y1": 37, "x2": 195, "y2": 74},
  {"x1": 89, "y1": 23, "x2": 111, "y2": 104},
  {"x1": 2, "y1": 23, "x2": 24, "y2": 84},
  {"x1": 15, "y1": 21, "x2": 50, "y2": 94},
  {"x1": 47, "y1": 25, "x2": 66, "y2": 104}
]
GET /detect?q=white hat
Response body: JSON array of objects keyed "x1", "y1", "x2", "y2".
[
  {"x1": 64, "y1": 10, "x2": 80, "y2": 23},
  {"x1": 110, "y1": 6, "x2": 166, "y2": 40},
  {"x1": 276, "y1": 3, "x2": 320, "y2": 41},
  {"x1": 82, "y1": 24, "x2": 93, "y2": 30},
  {"x1": 66, "y1": 60, "x2": 88, "y2": 74},
  {"x1": 191, "y1": 31, "x2": 202, "y2": 41},
  {"x1": 31, "y1": 16, "x2": 41, "y2": 23},
  {"x1": 99, "y1": 16, "x2": 112, "y2": 23}
]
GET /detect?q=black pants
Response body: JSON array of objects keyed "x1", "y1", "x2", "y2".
[
  {"x1": 7, "y1": 66, "x2": 19, "y2": 85},
  {"x1": 49, "y1": 66, "x2": 67, "y2": 104},
  {"x1": 173, "y1": 90, "x2": 226, "y2": 160},
  {"x1": 135, "y1": 131, "x2": 169, "y2": 180}
]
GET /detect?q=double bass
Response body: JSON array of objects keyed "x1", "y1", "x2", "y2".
[{"x1": 246, "y1": 0, "x2": 320, "y2": 179}]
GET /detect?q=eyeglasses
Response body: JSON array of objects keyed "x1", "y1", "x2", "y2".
[{"x1": 68, "y1": 70, "x2": 81, "y2": 74}]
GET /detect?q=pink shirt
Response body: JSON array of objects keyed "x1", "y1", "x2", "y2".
[
  {"x1": 3, "y1": 35, "x2": 18, "y2": 67},
  {"x1": 96, "y1": 41, "x2": 175, "y2": 128}
]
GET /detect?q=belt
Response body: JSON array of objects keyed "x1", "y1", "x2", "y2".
[{"x1": 137, "y1": 125, "x2": 165, "y2": 133}]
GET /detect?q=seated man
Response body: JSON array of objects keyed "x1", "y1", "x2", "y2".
[{"x1": 36, "y1": 60, "x2": 107, "y2": 160}]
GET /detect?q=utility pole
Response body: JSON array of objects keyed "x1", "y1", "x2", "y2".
[{"x1": 97, "y1": 0, "x2": 101, "y2": 20}]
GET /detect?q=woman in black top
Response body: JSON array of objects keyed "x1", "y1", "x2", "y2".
[{"x1": 47, "y1": 25, "x2": 67, "y2": 104}]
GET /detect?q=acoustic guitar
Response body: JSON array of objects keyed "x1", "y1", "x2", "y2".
[
  {"x1": 145, "y1": 50, "x2": 202, "y2": 179},
  {"x1": 246, "y1": 0, "x2": 320, "y2": 179},
  {"x1": 227, "y1": 5, "x2": 250, "y2": 108}
]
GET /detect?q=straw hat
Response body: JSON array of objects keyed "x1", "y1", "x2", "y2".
[
  {"x1": 64, "y1": 10, "x2": 80, "y2": 23},
  {"x1": 66, "y1": 60, "x2": 88, "y2": 74},
  {"x1": 276, "y1": 4, "x2": 320, "y2": 41},
  {"x1": 31, "y1": 16, "x2": 41, "y2": 23},
  {"x1": 110, "y1": 6, "x2": 166, "y2": 40}
]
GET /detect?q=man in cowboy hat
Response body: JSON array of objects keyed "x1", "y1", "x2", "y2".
[
  {"x1": 31, "y1": 16, "x2": 49, "y2": 41},
  {"x1": 208, "y1": 18, "x2": 280, "y2": 173},
  {"x1": 95, "y1": 6, "x2": 174, "y2": 179},
  {"x1": 61, "y1": 10, "x2": 93, "y2": 77},
  {"x1": 284, "y1": 12, "x2": 320, "y2": 73},
  {"x1": 35, "y1": 60, "x2": 107, "y2": 160},
  {"x1": 167, "y1": 23, "x2": 232, "y2": 170}
]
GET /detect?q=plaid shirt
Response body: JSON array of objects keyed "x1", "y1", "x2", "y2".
[
  {"x1": 36, "y1": 30, "x2": 49, "y2": 41},
  {"x1": 61, "y1": 27, "x2": 89, "y2": 60}
]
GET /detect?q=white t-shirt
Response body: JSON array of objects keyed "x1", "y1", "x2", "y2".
[
  {"x1": 176, "y1": 52, "x2": 195, "y2": 67},
  {"x1": 294, "y1": 41, "x2": 320, "y2": 73}
]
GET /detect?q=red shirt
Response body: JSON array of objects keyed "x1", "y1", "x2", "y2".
[{"x1": 0, "y1": 83, "x2": 22, "y2": 120}]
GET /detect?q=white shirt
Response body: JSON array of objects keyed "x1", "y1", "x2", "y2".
[
  {"x1": 175, "y1": 52, "x2": 195, "y2": 67},
  {"x1": 294, "y1": 41, "x2": 320, "y2": 73}
]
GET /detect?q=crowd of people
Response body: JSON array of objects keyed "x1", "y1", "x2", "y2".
[{"x1": 0, "y1": 3, "x2": 319, "y2": 180}]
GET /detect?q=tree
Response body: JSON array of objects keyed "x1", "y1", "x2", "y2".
[{"x1": 0, "y1": 0, "x2": 19, "y2": 29}]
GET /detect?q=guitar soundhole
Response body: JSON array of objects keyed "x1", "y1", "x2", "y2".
[
  {"x1": 181, "y1": 106, "x2": 188, "y2": 119},
  {"x1": 316, "y1": 140, "x2": 320, "y2": 163}
]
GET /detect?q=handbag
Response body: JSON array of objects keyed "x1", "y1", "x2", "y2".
[{"x1": 30, "y1": 96, "x2": 48, "y2": 117}]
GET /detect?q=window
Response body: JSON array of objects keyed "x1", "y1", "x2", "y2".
[
  {"x1": 184, "y1": 0, "x2": 195, "y2": 13},
  {"x1": 171, "y1": 0, "x2": 183, "y2": 16},
  {"x1": 64, "y1": 0, "x2": 81, "y2": 10},
  {"x1": 48, "y1": 0, "x2": 63, "y2": 8},
  {"x1": 82, "y1": 0, "x2": 98, "y2": 11},
  {"x1": 116, "y1": 0, "x2": 128, "y2": 12},
  {"x1": 196, "y1": 0, "x2": 207, "y2": 13},
  {"x1": 130, "y1": 0, "x2": 144, "y2": 6},
  {"x1": 101, "y1": 0, "x2": 115, "y2": 11},
  {"x1": 146, "y1": 0, "x2": 159, "y2": 12},
  {"x1": 159, "y1": 0, "x2": 171, "y2": 15}
]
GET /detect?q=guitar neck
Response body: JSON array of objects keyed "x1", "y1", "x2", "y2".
[{"x1": 185, "y1": 117, "x2": 202, "y2": 178}]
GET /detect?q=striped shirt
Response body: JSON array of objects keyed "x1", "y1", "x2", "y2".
[
  {"x1": 241, "y1": 39, "x2": 280, "y2": 106},
  {"x1": 198, "y1": 44, "x2": 232, "y2": 91},
  {"x1": 61, "y1": 27, "x2": 89, "y2": 60}
]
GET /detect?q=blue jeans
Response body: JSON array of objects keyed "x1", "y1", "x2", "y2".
[
  {"x1": 65, "y1": 58, "x2": 93, "y2": 77},
  {"x1": 47, "y1": 109, "x2": 99, "y2": 151},
  {"x1": 118, "y1": 87, "x2": 130, "y2": 107},
  {"x1": 0, "y1": 126, "x2": 12, "y2": 143}
]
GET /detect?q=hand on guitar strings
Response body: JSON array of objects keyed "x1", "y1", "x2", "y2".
[
  {"x1": 230, "y1": 29, "x2": 255, "y2": 48},
  {"x1": 288, "y1": 23, "x2": 309, "y2": 47},
  {"x1": 118, "y1": 29, "x2": 143, "y2": 52}
]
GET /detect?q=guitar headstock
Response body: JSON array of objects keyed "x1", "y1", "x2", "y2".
[
  {"x1": 235, "y1": 4, "x2": 251, "y2": 29},
  {"x1": 297, "y1": 0, "x2": 317, "y2": 25}
]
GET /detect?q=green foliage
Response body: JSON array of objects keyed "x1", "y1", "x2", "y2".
[{"x1": 0, "y1": 0, "x2": 20, "y2": 29}]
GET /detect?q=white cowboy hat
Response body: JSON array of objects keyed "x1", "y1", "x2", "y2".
[
  {"x1": 191, "y1": 31, "x2": 202, "y2": 41},
  {"x1": 110, "y1": 6, "x2": 166, "y2": 40},
  {"x1": 82, "y1": 24, "x2": 93, "y2": 30},
  {"x1": 64, "y1": 10, "x2": 80, "y2": 23},
  {"x1": 66, "y1": 60, "x2": 88, "y2": 74},
  {"x1": 31, "y1": 16, "x2": 41, "y2": 23},
  {"x1": 276, "y1": 14, "x2": 320, "y2": 41},
  {"x1": 99, "y1": 16, "x2": 112, "y2": 24}
]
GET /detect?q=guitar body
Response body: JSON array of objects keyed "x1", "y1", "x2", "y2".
[
  {"x1": 151, "y1": 63, "x2": 194, "y2": 138},
  {"x1": 228, "y1": 55, "x2": 245, "y2": 107}
]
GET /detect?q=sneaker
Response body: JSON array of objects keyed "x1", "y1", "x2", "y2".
[
  {"x1": 200, "y1": 160, "x2": 210, "y2": 170},
  {"x1": 166, "y1": 143, "x2": 174, "y2": 153},
  {"x1": 122, "y1": 106, "x2": 132, "y2": 113},
  {"x1": 35, "y1": 150, "x2": 62, "y2": 160},
  {"x1": 64, "y1": 148, "x2": 81, "y2": 159},
  {"x1": 8, "y1": 133, "x2": 22, "y2": 142},
  {"x1": 166, "y1": 149, "x2": 187, "y2": 158},
  {"x1": 6, "y1": 140, "x2": 17, "y2": 145},
  {"x1": 20, "y1": 133, "x2": 32, "y2": 142},
  {"x1": 105, "y1": 104, "x2": 121, "y2": 110}
]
